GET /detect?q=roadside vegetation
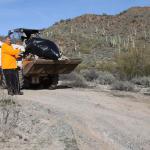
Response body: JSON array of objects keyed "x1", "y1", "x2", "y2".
[
  {"x1": 42, "y1": 7, "x2": 150, "y2": 93},
  {"x1": 60, "y1": 47, "x2": 150, "y2": 93}
]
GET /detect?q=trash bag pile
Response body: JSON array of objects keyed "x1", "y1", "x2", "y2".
[{"x1": 25, "y1": 38, "x2": 61, "y2": 60}]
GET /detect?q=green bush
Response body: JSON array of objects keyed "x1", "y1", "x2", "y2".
[
  {"x1": 60, "y1": 72, "x2": 78, "y2": 81},
  {"x1": 60, "y1": 72, "x2": 87, "y2": 88},
  {"x1": 111, "y1": 81, "x2": 135, "y2": 91},
  {"x1": 95, "y1": 60, "x2": 117, "y2": 72},
  {"x1": 97, "y1": 71, "x2": 116, "y2": 85},
  {"x1": 76, "y1": 63, "x2": 89, "y2": 72},
  {"x1": 131, "y1": 76, "x2": 150, "y2": 87},
  {"x1": 70, "y1": 75, "x2": 87, "y2": 88},
  {"x1": 80, "y1": 69, "x2": 99, "y2": 81},
  {"x1": 114, "y1": 48, "x2": 150, "y2": 79}
]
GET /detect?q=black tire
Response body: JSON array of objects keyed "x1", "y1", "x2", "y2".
[
  {"x1": 40, "y1": 75, "x2": 59, "y2": 89},
  {"x1": 51, "y1": 75, "x2": 59, "y2": 86},
  {"x1": 18, "y1": 69, "x2": 24, "y2": 89},
  {"x1": 49, "y1": 75, "x2": 59, "y2": 89},
  {"x1": 18, "y1": 69, "x2": 31, "y2": 89}
]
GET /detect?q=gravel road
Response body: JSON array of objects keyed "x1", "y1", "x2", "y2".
[{"x1": 0, "y1": 88, "x2": 150, "y2": 150}]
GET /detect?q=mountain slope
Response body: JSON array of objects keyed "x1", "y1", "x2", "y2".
[{"x1": 42, "y1": 7, "x2": 150, "y2": 67}]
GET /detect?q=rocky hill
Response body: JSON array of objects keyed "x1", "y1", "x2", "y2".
[{"x1": 42, "y1": 7, "x2": 150, "y2": 68}]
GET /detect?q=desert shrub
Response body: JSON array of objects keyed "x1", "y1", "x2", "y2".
[
  {"x1": 114, "y1": 48, "x2": 150, "y2": 79},
  {"x1": 96, "y1": 60, "x2": 117, "y2": 73},
  {"x1": 60, "y1": 72, "x2": 79, "y2": 81},
  {"x1": 79, "y1": 47, "x2": 91, "y2": 54},
  {"x1": 60, "y1": 72, "x2": 87, "y2": 88},
  {"x1": 131, "y1": 76, "x2": 150, "y2": 87},
  {"x1": 80, "y1": 69, "x2": 99, "y2": 81},
  {"x1": 69, "y1": 75, "x2": 87, "y2": 88},
  {"x1": 146, "y1": 88, "x2": 150, "y2": 93},
  {"x1": 111, "y1": 81, "x2": 135, "y2": 92},
  {"x1": 95, "y1": 47, "x2": 150, "y2": 80},
  {"x1": 76, "y1": 63, "x2": 88, "y2": 71},
  {"x1": 97, "y1": 71, "x2": 116, "y2": 85}
]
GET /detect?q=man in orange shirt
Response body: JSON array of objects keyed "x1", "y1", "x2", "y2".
[{"x1": 1, "y1": 36, "x2": 23, "y2": 95}]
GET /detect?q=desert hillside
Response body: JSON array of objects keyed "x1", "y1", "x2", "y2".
[{"x1": 42, "y1": 7, "x2": 150, "y2": 67}]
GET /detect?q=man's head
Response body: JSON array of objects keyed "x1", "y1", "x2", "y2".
[{"x1": 4, "y1": 36, "x2": 11, "y2": 45}]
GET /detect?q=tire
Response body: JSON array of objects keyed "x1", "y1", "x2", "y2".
[
  {"x1": 40, "y1": 75, "x2": 59, "y2": 89},
  {"x1": 51, "y1": 75, "x2": 59, "y2": 86},
  {"x1": 18, "y1": 69, "x2": 24, "y2": 89},
  {"x1": 49, "y1": 75, "x2": 59, "y2": 89},
  {"x1": 18, "y1": 69, "x2": 30, "y2": 89}
]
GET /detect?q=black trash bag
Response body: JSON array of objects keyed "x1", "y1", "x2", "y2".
[{"x1": 25, "y1": 37, "x2": 61, "y2": 60}]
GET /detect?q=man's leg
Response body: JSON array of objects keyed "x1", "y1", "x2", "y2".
[
  {"x1": 12, "y1": 69, "x2": 23, "y2": 95},
  {"x1": 3, "y1": 70, "x2": 14, "y2": 95}
]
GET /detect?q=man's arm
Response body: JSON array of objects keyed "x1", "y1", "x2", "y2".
[{"x1": 2, "y1": 44, "x2": 20, "y2": 56}]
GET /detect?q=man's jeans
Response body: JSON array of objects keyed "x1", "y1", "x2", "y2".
[{"x1": 3, "y1": 69, "x2": 20, "y2": 94}]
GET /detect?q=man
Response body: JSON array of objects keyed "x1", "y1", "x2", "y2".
[{"x1": 1, "y1": 36, "x2": 23, "y2": 95}]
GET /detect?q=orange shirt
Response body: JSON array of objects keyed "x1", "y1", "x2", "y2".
[{"x1": 1, "y1": 43, "x2": 20, "y2": 69}]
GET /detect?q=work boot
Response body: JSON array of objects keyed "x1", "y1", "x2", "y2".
[
  {"x1": 8, "y1": 91, "x2": 14, "y2": 96},
  {"x1": 49, "y1": 84, "x2": 57, "y2": 90},
  {"x1": 15, "y1": 91, "x2": 24, "y2": 95}
]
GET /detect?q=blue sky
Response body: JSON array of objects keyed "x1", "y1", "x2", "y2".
[{"x1": 0, "y1": 0, "x2": 149, "y2": 35}]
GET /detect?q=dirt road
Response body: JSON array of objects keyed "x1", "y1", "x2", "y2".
[{"x1": 0, "y1": 88, "x2": 150, "y2": 150}]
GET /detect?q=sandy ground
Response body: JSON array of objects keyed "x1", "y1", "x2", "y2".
[{"x1": 0, "y1": 87, "x2": 150, "y2": 150}]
